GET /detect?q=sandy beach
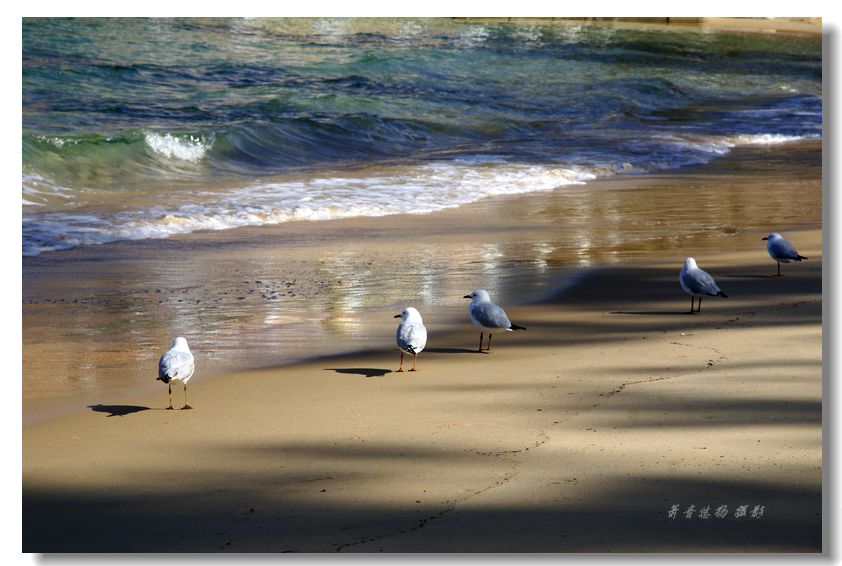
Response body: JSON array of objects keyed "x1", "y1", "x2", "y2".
[{"x1": 22, "y1": 141, "x2": 822, "y2": 552}]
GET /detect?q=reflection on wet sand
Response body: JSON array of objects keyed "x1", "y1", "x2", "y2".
[{"x1": 22, "y1": 142, "x2": 821, "y2": 421}]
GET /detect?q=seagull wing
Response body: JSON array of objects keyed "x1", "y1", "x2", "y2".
[
  {"x1": 687, "y1": 268, "x2": 722, "y2": 296},
  {"x1": 770, "y1": 237, "x2": 801, "y2": 261},
  {"x1": 158, "y1": 349, "x2": 195, "y2": 380},
  {"x1": 471, "y1": 301, "x2": 513, "y2": 330},
  {"x1": 397, "y1": 321, "x2": 427, "y2": 354}
]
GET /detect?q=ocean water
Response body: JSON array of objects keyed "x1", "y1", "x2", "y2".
[{"x1": 22, "y1": 18, "x2": 822, "y2": 256}]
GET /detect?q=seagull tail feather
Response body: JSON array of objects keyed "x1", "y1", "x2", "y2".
[
  {"x1": 797, "y1": 255, "x2": 808, "y2": 261},
  {"x1": 717, "y1": 291, "x2": 728, "y2": 299},
  {"x1": 510, "y1": 323, "x2": 527, "y2": 331}
]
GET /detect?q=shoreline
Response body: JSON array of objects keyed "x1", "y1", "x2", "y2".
[
  {"x1": 453, "y1": 17, "x2": 822, "y2": 36},
  {"x1": 22, "y1": 140, "x2": 822, "y2": 425}
]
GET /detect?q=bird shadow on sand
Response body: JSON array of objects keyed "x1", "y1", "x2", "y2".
[
  {"x1": 610, "y1": 310, "x2": 696, "y2": 316},
  {"x1": 327, "y1": 368, "x2": 392, "y2": 378},
  {"x1": 424, "y1": 347, "x2": 483, "y2": 354},
  {"x1": 88, "y1": 404, "x2": 153, "y2": 417},
  {"x1": 720, "y1": 274, "x2": 777, "y2": 279}
]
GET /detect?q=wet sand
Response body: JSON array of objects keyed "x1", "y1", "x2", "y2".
[{"x1": 22, "y1": 141, "x2": 822, "y2": 551}]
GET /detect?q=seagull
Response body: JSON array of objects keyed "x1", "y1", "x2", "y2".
[
  {"x1": 679, "y1": 258, "x2": 728, "y2": 313},
  {"x1": 157, "y1": 337, "x2": 195, "y2": 410},
  {"x1": 463, "y1": 289, "x2": 526, "y2": 352},
  {"x1": 762, "y1": 232, "x2": 808, "y2": 276},
  {"x1": 394, "y1": 307, "x2": 427, "y2": 372}
]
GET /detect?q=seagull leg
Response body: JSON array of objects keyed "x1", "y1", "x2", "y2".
[
  {"x1": 167, "y1": 383, "x2": 174, "y2": 410},
  {"x1": 181, "y1": 384, "x2": 192, "y2": 410},
  {"x1": 777, "y1": 262, "x2": 782, "y2": 277},
  {"x1": 397, "y1": 352, "x2": 405, "y2": 372},
  {"x1": 409, "y1": 355, "x2": 417, "y2": 372},
  {"x1": 697, "y1": 296, "x2": 702, "y2": 313},
  {"x1": 488, "y1": 333, "x2": 493, "y2": 352},
  {"x1": 478, "y1": 332, "x2": 484, "y2": 352}
]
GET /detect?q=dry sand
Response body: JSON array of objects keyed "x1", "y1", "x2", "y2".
[{"x1": 22, "y1": 140, "x2": 823, "y2": 552}]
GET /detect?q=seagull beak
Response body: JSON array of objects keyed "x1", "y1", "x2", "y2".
[
  {"x1": 394, "y1": 314, "x2": 401, "y2": 318},
  {"x1": 761, "y1": 237, "x2": 768, "y2": 240},
  {"x1": 462, "y1": 295, "x2": 471, "y2": 299}
]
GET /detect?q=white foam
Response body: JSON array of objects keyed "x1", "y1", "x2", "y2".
[
  {"x1": 144, "y1": 132, "x2": 211, "y2": 163},
  {"x1": 728, "y1": 133, "x2": 816, "y2": 145},
  {"x1": 457, "y1": 25, "x2": 490, "y2": 47},
  {"x1": 37, "y1": 136, "x2": 60, "y2": 148},
  {"x1": 657, "y1": 132, "x2": 817, "y2": 155},
  {"x1": 22, "y1": 161, "x2": 609, "y2": 255},
  {"x1": 21, "y1": 172, "x2": 78, "y2": 206}
]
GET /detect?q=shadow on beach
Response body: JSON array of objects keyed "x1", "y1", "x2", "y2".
[
  {"x1": 88, "y1": 404, "x2": 152, "y2": 417},
  {"x1": 423, "y1": 347, "x2": 481, "y2": 354},
  {"x1": 327, "y1": 368, "x2": 393, "y2": 378},
  {"x1": 610, "y1": 310, "x2": 696, "y2": 316},
  {"x1": 23, "y1": 449, "x2": 820, "y2": 552}
]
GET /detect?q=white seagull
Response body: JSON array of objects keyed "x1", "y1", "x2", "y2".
[
  {"x1": 463, "y1": 289, "x2": 526, "y2": 352},
  {"x1": 157, "y1": 337, "x2": 195, "y2": 410},
  {"x1": 679, "y1": 258, "x2": 728, "y2": 314},
  {"x1": 762, "y1": 232, "x2": 807, "y2": 276},
  {"x1": 394, "y1": 307, "x2": 427, "y2": 372}
]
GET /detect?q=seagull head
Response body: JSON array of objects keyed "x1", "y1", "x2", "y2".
[
  {"x1": 762, "y1": 232, "x2": 782, "y2": 241},
  {"x1": 172, "y1": 336, "x2": 190, "y2": 351},
  {"x1": 684, "y1": 257, "x2": 698, "y2": 270},
  {"x1": 463, "y1": 289, "x2": 491, "y2": 302},
  {"x1": 395, "y1": 307, "x2": 422, "y2": 322}
]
